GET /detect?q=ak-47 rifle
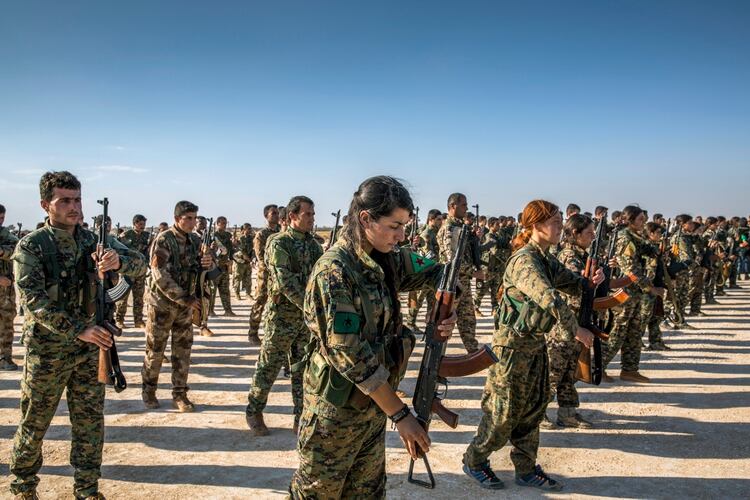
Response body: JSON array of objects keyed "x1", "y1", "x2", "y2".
[
  {"x1": 408, "y1": 224, "x2": 499, "y2": 489},
  {"x1": 592, "y1": 224, "x2": 637, "y2": 329},
  {"x1": 575, "y1": 218, "x2": 610, "y2": 385},
  {"x1": 657, "y1": 219, "x2": 684, "y2": 326},
  {"x1": 410, "y1": 207, "x2": 420, "y2": 250},
  {"x1": 469, "y1": 204, "x2": 482, "y2": 268},
  {"x1": 95, "y1": 198, "x2": 130, "y2": 392},
  {"x1": 191, "y1": 218, "x2": 220, "y2": 327},
  {"x1": 327, "y1": 210, "x2": 341, "y2": 250},
  {"x1": 16, "y1": 223, "x2": 22, "y2": 237}
]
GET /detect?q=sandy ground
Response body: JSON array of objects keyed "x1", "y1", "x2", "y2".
[{"x1": 1, "y1": 283, "x2": 749, "y2": 499}]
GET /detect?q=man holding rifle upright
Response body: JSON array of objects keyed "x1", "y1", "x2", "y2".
[{"x1": 9, "y1": 171, "x2": 146, "y2": 500}]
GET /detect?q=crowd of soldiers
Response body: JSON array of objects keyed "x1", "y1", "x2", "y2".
[{"x1": 0, "y1": 171, "x2": 749, "y2": 498}]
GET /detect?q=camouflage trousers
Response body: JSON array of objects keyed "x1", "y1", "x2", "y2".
[
  {"x1": 0, "y1": 284, "x2": 16, "y2": 358},
  {"x1": 602, "y1": 293, "x2": 643, "y2": 372},
  {"x1": 456, "y1": 277, "x2": 478, "y2": 353},
  {"x1": 10, "y1": 342, "x2": 104, "y2": 498},
  {"x1": 640, "y1": 294, "x2": 664, "y2": 345},
  {"x1": 142, "y1": 302, "x2": 194, "y2": 396},
  {"x1": 248, "y1": 269, "x2": 270, "y2": 336},
  {"x1": 290, "y1": 403, "x2": 386, "y2": 498},
  {"x1": 246, "y1": 312, "x2": 307, "y2": 421},
  {"x1": 687, "y1": 265, "x2": 704, "y2": 314},
  {"x1": 546, "y1": 338, "x2": 581, "y2": 408},
  {"x1": 210, "y1": 264, "x2": 233, "y2": 313},
  {"x1": 406, "y1": 288, "x2": 435, "y2": 328},
  {"x1": 233, "y1": 262, "x2": 252, "y2": 297},
  {"x1": 473, "y1": 273, "x2": 501, "y2": 314},
  {"x1": 674, "y1": 270, "x2": 690, "y2": 318},
  {"x1": 703, "y1": 266, "x2": 715, "y2": 301},
  {"x1": 115, "y1": 275, "x2": 146, "y2": 324},
  {"x1": 463, "y1": 346, "x2": 549, "y2": 475}
]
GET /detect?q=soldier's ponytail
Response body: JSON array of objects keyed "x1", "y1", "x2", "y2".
[{"x1": 512, "y1": 199, "x2": 560, "y2": 253}]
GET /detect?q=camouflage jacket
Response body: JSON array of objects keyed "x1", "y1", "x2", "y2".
[
  {"x1": 254, "y1": 225, "x2": 280, "y2": 273},
  {"x1": 12, "y1": 222, "x2": 146, "y2": 348},
  {"x1": 233, "y1": 234, "x2": 254, "y2": 264},
  {"x1": 482, "y1": 229, "x2": 512, "y2": 275},
  {"x1": 266, "y1": 227, "x2": 323, "y2": 315},
  {"x1": 304, "y1": 243, "x2": 443, "y2": 414},
  {"x1": 616, "y1": 227, "x2": 653, "y2": 294},
  {"x1": 673, "y1": 232, "x2": 698, "y2": 266},
  {"x1": 495, "y1": 239, "x2": 584, "y2": 352},
  {"x1": 120, "y1": 229, "x2": 152, "y2": 259},
  {"x1": 147, "y1": 225, "x2": 203, "y2": 307},
  {"x1": 214, "y1": 229, "x2": 235, "y2": 265},
  {"x1": 437, "y1": 216, "x2": 475, "y2": 282},
  {"x1": 418, "y1": 225, "x2": 440, "y2": 261},
  {"x1": 0, "y1": 225, "x2": 20, "y2": 279}
]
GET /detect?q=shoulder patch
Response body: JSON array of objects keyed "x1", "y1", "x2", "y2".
[
  {"x1": 409, "y1": 251, "x2": 435, "y2": 273},
  {"x1": 333, "y1": 311, "x2": 360, "y2": 334},
  {"x1": 623, "y1": 241, "x2": 636, "y2": 257}
]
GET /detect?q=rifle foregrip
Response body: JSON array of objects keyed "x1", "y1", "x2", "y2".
[{"x1": 438, "y1": 344, "x2": 499, "y2": 378}]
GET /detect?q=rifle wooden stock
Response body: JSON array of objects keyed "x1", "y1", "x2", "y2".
[
  {"x1": 575, "y1": 347, "x2": 593, "y2": 384},
  {"x1": 609, "y1": 273, "x2": 638, "y2": 288},
  {"x1": 576, "y1": 324, "x2": 607, "y2": 385},
  {"x1": 438, "y1": 345, "x2": 498, "y2": 378},
  {"x1": 431, "y1": 399, "x2": 459, "y2": 428},
  {"x1": 593, "y1": 289, "x2": 630, "y2": 310},
  {"x1": 98, "y1": 348, "x2": 113, "y2": 385}
]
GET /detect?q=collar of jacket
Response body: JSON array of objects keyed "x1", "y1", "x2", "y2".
[
  {"x1": 171, "y1": 224, "x2": 188, "y2": 242},
  {"x1": 354, "y1": 245, "x2": 385, "y2": 282},
  {"x1": 287, "y1": 226, "x2": 309, "y2": 241}
]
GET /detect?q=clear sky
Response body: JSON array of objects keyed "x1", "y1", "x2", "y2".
[{"x1": 1, "y1": 0, "x2": 748, "y2": 229}]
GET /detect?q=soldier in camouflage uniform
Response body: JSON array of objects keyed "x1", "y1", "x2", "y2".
[
  {"x1": 232, "y1": 223, "x2": 254, "y2": 299},
  {"x1": 463, "y1": 200, "x2": 601, "y2": 491},
  {"x1": 0, "y1": 204, "x2": 20, "y2": 370},
  {"x1": 405, "y1": 208, "x2": 442, "y2": 331},
  {"x1": 473, "y1": 217, "x2": 511, "y2": 316},
  {"x1": 438, "y1": 193, "x2": 484, "y2": 353},
  {"x1": 290, "y1": 176, "x2": 455, "y2": 498},
  {"x1": 602, "y1": 206, "x2": 664, "y2": 383},
  {"x1": 141, "y1": 201, "x2": 217, "y2": 412},
  {"x1": 10, "y1": 171, "x2": 146, "y2": 499},
  {"x1": 641, "y1": 223, "x2": 670, "y2": 350},
  {"x1": 246, "y1": 196, "x2": 323, "y2": 436},
  {"x1": 115, "y1": 214, "x2": 151, "y2": 328},
  {"x1": 211, "y1": 216, "x2": 236, "y2": 316},
  {"x1": 247, "y1": 204, "x2": 280, "y2": 345}
]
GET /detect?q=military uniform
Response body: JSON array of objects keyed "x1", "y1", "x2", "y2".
[
  {"x1": 290, "y1": 242, "x2": 442, "y2": 498},
  {"x1": 233, "y1": 233, "x2": 254, "y2": 298},
  {"x1": 115, "y1": 228, "x2": 151, "y2": 326},
  {"x1": 438, "y1": 216, "x2": 479, "y2": 352},
  {"x1": 473, "y1": 229, "x2": 511, "y2": 315},
  {"x1": 463, "y1": 239, "x2": 584, "y2": 476},
  {"x1": 640, "y1": 240, "x2": 665, "y2": 347},
  {"x1": 10, "y1": 222, "x2": 145, "y2": 498},
  {"x1": 546, "y1": 242, "x2": 585, "y2": 411},
  {"x1": 248, "y1": 224, "x2": 280, "y2": 340},
  {"x1": 406, "y1": 224, "x2": 439, "y2": 329},
  {"x1": 602, "y1": 228, "x2": 652, "y2": 373},
  {"x1": 142, "y1": 225, "x2": 208, "y2": 400},
  {"x1": 246, "y1": 227, "x2": 322, "y2": 426},
  {"x1": 0, "y1": 225, "x2": 19, "y2": 366},
  {"x1": 210, "y1": 229, "x2": 235, "y2": 314}
]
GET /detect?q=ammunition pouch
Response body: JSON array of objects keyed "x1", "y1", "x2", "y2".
[
  {"x1": 497, "y1": 289, "x2": 556, "y2": 335},
  {"x1": 305, "y1": 350, "x2": 371, "y2": 411}
]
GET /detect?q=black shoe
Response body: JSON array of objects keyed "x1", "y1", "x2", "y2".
[
  {"x1": 516, "y1": 465, "x2": 563, "y2": 491},
  {"x1": 463, "y1": 462, "x2": 505, "y2": 490}
]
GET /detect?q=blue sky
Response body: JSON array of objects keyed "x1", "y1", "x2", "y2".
[{"x1": 1, "y1": 1, "x2": 748, "y2": 228}]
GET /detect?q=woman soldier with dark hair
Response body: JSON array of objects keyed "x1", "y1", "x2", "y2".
[
  {"x1": 462, "y1": 200, "x2": 603, "y2": 491},
  {"x1": 289, "y1": 176, "x2": 457, "y2": 498}
]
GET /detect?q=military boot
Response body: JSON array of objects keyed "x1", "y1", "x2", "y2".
[
  {"x1": 1, "y1": 356, "x2": 18, "y2": 371},
  {"x1": 172, "y1": 394, "x2": 195, "y2": 413},
  {"x1": 133, "y1": 319, "x2": 146, "y2": 328},
  {"x1": 620, "y1": 370, "x2": 651, "y2": 383},
  {"x1": 248, "y1": 332, "x2": 262, "y2": 346},
  {"x1": 14, "y1": 490, "x2": 39, "y2": 500},
  {"x1": 224, "y1": 310, "x2": 237, "y2": 317},
  {"x1": 246, "y1": 412, "x2": 270, "y2": 436},
  {"x1": 556, "y1": 407, "x2": 593, "y2": 429},
  {"x1": 601, "y1": 370, "x2": 615, "y2": 383},
  {"x1": 142, "y1": 389, "x2": 160, "y2": 410}
]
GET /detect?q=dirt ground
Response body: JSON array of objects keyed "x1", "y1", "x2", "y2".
[{"x1": 1, "y1": 284, "x2": 749, "y2": 499}]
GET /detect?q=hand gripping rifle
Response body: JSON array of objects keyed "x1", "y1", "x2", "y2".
[
  {"x1": 591, "y1": 224, "x2": 637, "y2": 333},
  {"x1": 95, "y1": 198, "x2": 130, "y2": 392},
  {"x1": 575, "y1": 218, "x2": 610, "y2": 385},
  {"x1": 327, "y1": 210, "x2": 341, "y2": 250},
  {"x1": 408, "y1": 224, "x2": 499, "y2": 488}
]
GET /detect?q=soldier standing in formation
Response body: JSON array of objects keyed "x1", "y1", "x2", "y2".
[
  {"x1": 116, "y1": 214, "x2": 151, "y2": 329},
  {"x1": 473, "y1": 216, "x2": 511, "y2": 316},
  {"x1": 246, "y1": 196, "x2": 323, "y2": 436},
  {"x1": 9, "y1": 171, "x2": 146, "y2": 499},
  {"x1": 232, "y1": 223, "x2": 254, "y2": 299},
  {"x1": 141, "y1": 201, "x2": 217, "y2": 412},
  {"x1": 247, "y1": 204, "x2": 280, "y2": 345},
  {"x1": 211, "y1": 216, "x2": 236, "y2": 316},
  {"x1": 405, "y1": 208, "x2": 442, "y2": 332},
  {"x1": 0, "y1": 204, "x2": 20, "y2": 370}
]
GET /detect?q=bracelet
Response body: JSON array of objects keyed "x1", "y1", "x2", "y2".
[{"x1": 389, "y1": 404, "x2": 411, "y2": 424}]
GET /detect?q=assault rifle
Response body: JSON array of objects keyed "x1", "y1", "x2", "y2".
[
  {"x1": 408, "y1": 224, "x2": 499, "y2": 489},
  {"x1": 469, "y1": 203, "x2": 482, "y2": 268},
  {"x1": 410, "y1": 207, "x2": 420, "y2": 250},
  {"x1": 95, "y1": 198, "x2": 130, "y2": 392},
  {"x1": 191, "y1": 218, "x2": 220, "y2": 327},
  {"x1": 16, "y1": 223, "x2": 22, "y2": 237},
  {"x1": 575, "y1": 218, "x2": 609, "y2": 385},
  {"x1": 592, "y1": 224, "x2": 637, "y2": 332},
  {"x1": 327, "y1": 210, "x2": 341, "y2": 250},
  {"x1": 656, "y1": 220, "x2": 684, "y2": 326}
]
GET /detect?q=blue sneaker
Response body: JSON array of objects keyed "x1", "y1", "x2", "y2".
[
  {"x1": 515, "y1": 465, "x2": 563, "y2": 491},
  {"x1": 463, "y1": 462, "x2": 505, "y2": 490}
]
